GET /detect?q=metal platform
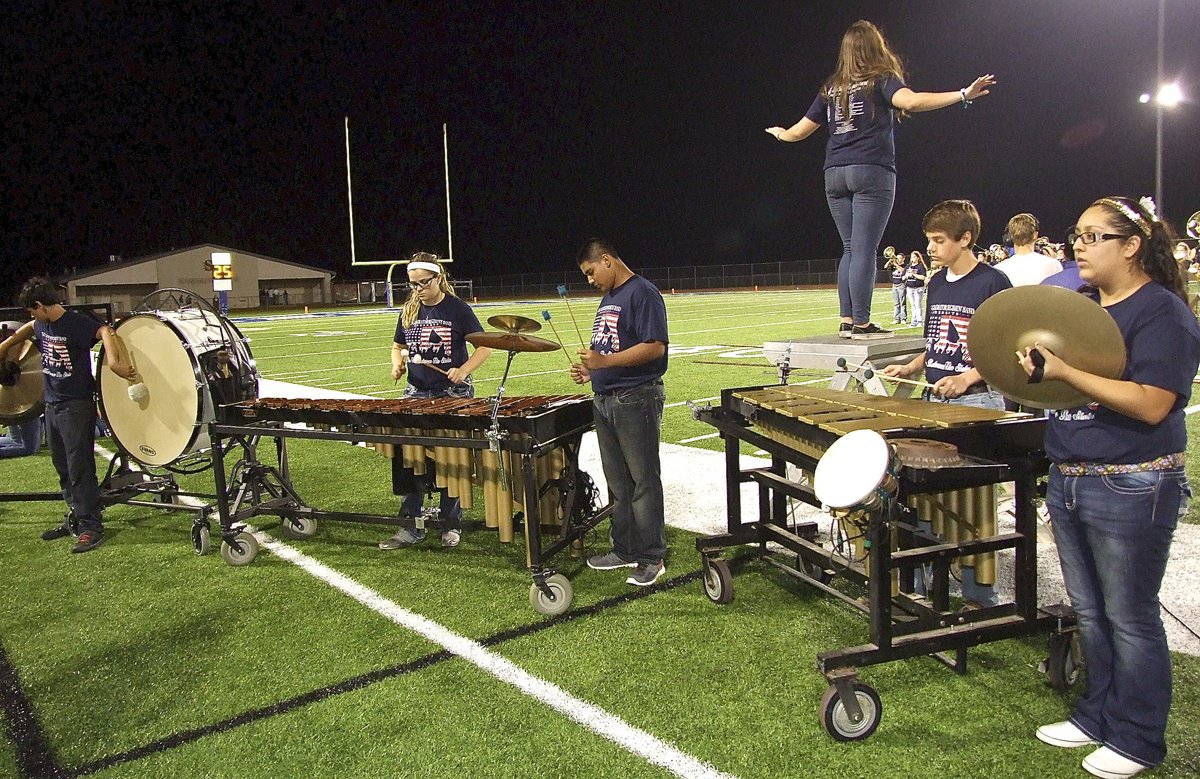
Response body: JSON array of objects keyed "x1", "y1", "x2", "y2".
[{"x1": 763, "y1": 335, "x2": 926, "y2": 395}]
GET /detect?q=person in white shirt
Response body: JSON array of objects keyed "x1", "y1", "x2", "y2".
[{"x1": 994, "y1": 213, "x2": 1062, "y2": 286}]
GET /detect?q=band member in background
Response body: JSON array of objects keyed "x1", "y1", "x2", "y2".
[
  {"x1": 882, "y1": 200, "x2": 1012, "y2": 608},
  {"x1": 569, "y1": 239, "x2": 670, "y2": 587},
  {"x1": 994, "y1": 213, "x2": 1062, "y2": 286},
  {"x1": 0, "y1": 278, "x2": 136, "y2": 552},
  {"x1": 378, "y1": 253, "x2": 492, "y2": 551},
  {"x1": 0, "y1": 415, "x2": 43, "y2": 458},
  {"x1": 884, "y1": 248, "x2": 907, "y2": 324},
  {"x1": 1021, "y1": 197, "x2": 1199, "y2": 779},
  {"x1": 766, "y1": 19, "x2": 994, "y2": 340},
  {"x1": 904, "y1": 250, "x2": 928, "y2": 328}
]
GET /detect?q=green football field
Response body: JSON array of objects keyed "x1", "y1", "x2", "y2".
[{"x1": 2, "y1": 288, "x2": 1199, "y2": 778}]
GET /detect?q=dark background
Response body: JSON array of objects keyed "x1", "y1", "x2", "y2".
[{"x1": 4, "y1": 0, "x2": 1198, "y2": 300}]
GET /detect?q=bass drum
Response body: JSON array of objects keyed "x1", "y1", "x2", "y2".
[{"x1": 98, "y1": 308, "x2": 258, "y2": 467}]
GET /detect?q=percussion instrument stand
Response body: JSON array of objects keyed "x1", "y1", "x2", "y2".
[{"x1": 485, "y1": 349, "x2": 520, "y2": 490}]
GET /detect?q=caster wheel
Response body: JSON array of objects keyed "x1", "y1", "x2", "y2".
[
  {"x1": 1046, "y1": 632, "x2": 1083, "y2": 691},
  {"x1": 799, "y1": 555, "x2": 833, "y2": 585},
  {"x1": 221, "y1": 531, "x2": 259, "y2": 567},
  {"x1": 529, "y1": 573, "x2": 573, "y2": 616},
  {"x1": 819, "y1": 681, "x2": 882, "y2": 741},
  {"x1": 279, "y1": 515, "x2": 317, "y2": 539},
  {"x1": 192, "y1": 524, "x2": 211, "y2": 556},
  {"x1": 702, "y1": 557, "x2": 733, "y2": 604}
]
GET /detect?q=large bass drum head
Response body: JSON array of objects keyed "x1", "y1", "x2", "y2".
[{"x1": 99, "y1": 314, "x2": 202, "y2": 467}]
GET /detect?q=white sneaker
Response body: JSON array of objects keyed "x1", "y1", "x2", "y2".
[
  {"x1": 440, "y1": 529, "x2": 461, "y2": 548},
  {"x1": 1036, "y1": 720, "x2": 1100, "y2": 748},
  {"x1": 1082, "y1": 746, "x2": 1150, "y2": 779}
]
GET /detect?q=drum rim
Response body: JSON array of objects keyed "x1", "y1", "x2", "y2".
[{"x1": 814, "y1": 429, "x2": 896, "y2": 510}]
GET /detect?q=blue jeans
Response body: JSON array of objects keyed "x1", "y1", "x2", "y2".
[
  {"x1": 906, "y1": 286, "x2": 925, "y2": 327},
  {"x1": 0, "y1": 416, "x2": 43, "y2": 458},
  {"x1": 890, "y1": 284, "x2": 907, "y2": 323},
  {"x1": 593, "y1": 381, "x2": 666, "y2": 564},
  {"x1": 824, "y1": 164, "x2": 897, "y2": 325},
  {"x1": 1047, "y1": 466, "x2": 1188, "y2": 767},
  {"x1": 394, "y1": 383, "x2": 475, "y2": 528},
  {"x1": 44, "y1": 399, "x2": 103, "y2": 534}
]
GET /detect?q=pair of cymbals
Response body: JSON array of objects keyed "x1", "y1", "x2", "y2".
[
  {"x1": 488, "y1": 314, "x2": 541, "y2": 334},
  {"x1": 970, "y1": 286, "x2": 1126, "y2": 410}
]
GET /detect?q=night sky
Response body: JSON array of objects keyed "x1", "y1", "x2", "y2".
[{"x1": 5, "y1": 1, "x2": 1198, "y2": 301}]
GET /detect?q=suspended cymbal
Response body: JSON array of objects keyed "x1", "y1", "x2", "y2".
[
  {"x1": 467, "y1": 331, "x2": 561, "y2": 353},
  {"x1": 970, "y1": 286, "x2": 1126, "y2": 410},
  {"x1": 0, "y1": 339, "x2": 46, "y2": 424},
  {"x1": 487, "y1": 314, "x2": 542, "y2": 334}
]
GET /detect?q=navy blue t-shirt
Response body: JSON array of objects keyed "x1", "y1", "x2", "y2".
[
  {"x1": 34, "y1": 310, "x2": 101, "y2": 403},
  {"x1": 804, "y1": 75, "x2": 907, "y2": 172},
  {"x1": 1045, "y1": 282, "x2": 1200, "y2": 464},
  {"x1": 905, "y1": 258, "x2": 927, "y2": 289},
  {"x1": 890, "y1": 265, "x2": 905, "y2": 285},
  {"x1": 393, "y1": 295, "x2": 483, "y2": 393},
  {"x1": 588, "y1": 275, "x2": 669, "y2": 395},
  {"x1": 922, "y1": 262, "x2": 1012, "y2": 387}
]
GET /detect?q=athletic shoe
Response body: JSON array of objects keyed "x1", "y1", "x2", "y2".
[
  {"x1": 379, "y1": 527, "x2": 425, "y2": 550},
  {"x1": 1036, "y1": 720, "x2": 1100, "y2": 749},
  {"x1": 41, "y1": 520, "x2": 73, "y2": 541},
  {"x1": 851, "y1": 323, "x2": 892, "y2": 340},
  {"x1": 440, "y1": 529, "x2": 461, "y2": 548},
  {"x1": 71, "y1": 531, "x2": 103, "y2": 554},
  {"x1": 837, "y1": 323, "x2": 853, "y2": 339},
  {"x1": 1082, "y1": 746, "x2": 1150, "y2": 779},
  {"x1": 626, "y1": 561, "x2": 665, "y2": 586},
  {"x1": 587, "y1": 551, "x2": 636, "y2": 570}
]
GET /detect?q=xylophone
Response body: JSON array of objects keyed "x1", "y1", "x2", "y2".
[
  {"x1": 693, "y1": 384, "x2": 1076, "y2": 740},
  {"x1": 206, "y1": 394, "x2": 610, "y2": 615}
]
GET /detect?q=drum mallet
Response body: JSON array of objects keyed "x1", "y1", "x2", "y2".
[
  {"x1": 864, "y1": 369, "x2": 936, "y2": 390},
  {"x1": 394, "y1": 348, "x2": 409, "y2": 386},
  {"x1": 556, "y1": 284, "x2": 588, "y2": 348},
  {"x1": 409, "y1": 354, "x2": 466, "y2": 384},
  {"x1": 541, "y1": 310, "x2": 575, "y2": 368},
  {"x1": 116, "y1": 337, "x2": 148, "y2": 402}
]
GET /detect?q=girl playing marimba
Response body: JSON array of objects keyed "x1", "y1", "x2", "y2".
[
  {"x1": 379, "y1": 254, "x2": 492, "y2": 550},
  {"x1": 1020, "y1": 196, "x2": 1200, "y2": 779}
]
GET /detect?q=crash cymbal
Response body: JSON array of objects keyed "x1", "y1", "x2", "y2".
[
  {"x1": 0, "y1": 339, "x2": 46, "y2": 423},
  {"x1": 487, "y1": 314, "x2": 542, "y2": 334},
  {"x1": 467, "y1": 332, "x2": 561, "y2": 353},
  {"x1": 970, "y1": 286, "x2": 1126, "y2": 410}
]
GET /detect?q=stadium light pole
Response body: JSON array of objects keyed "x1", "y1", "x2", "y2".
[{"x1": 1135, "y1": 0, "x2": 1184, "y2": 217}]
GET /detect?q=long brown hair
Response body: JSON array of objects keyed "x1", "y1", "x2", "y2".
[{"x1": 825, "y1": 20, "x2": 908, "y2": 122}]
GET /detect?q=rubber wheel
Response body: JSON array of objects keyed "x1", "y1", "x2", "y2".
[
  {"x1": 819, "y1": 681, "x2": 882, "y2": 741},
  {"x1": 221, "y1": 531, "x2": 259, "y2": 567},
  {"x1": 192, "y1": 524, "x2": 211, "y2": 556},
  {"x1": 1046, "y1": 632, "x2": 1083, "y2": 691},
  {"x1": 702, "y1": 558, "x2": 734, "y2": 604},
  {"x1": 279, "y1": 515, "x2": 317, "y2": 539},
  {"x1": 799, "y1": 555, "x2": 834, "y2": 585},
  {"x1": 529, "y1": 573, "x2": 573, "y2": 616}
]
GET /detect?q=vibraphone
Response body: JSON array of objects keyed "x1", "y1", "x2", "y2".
[
  {"x1": 693, "y1": 384, "x2": 1077, "y2": 740},
  {"x1": 205, "y1": 395, "x2": 611, "y2": 614}
]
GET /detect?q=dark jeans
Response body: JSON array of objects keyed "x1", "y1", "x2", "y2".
[
  {"x1": 593, "y1": 381, "x2": 666, "y2": 564},
  {"x1": 394, "y1": 383, "x2": 475, "y2": 529},
  {"x1": 0, "y1": 416, "x2": 43, "y2": 458},
  {"x1": 824, "y1": 164, "x2": 897, "y2": 325},
  {"x1": 44, "y1": 399, "x2": 103, "y2": 534},
  {"x1": 1047, "y1": 466, "x2": 1188, "y2": 767}
]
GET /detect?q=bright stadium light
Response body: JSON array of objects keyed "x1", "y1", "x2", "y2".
[
  {"x1": 1139, "y1": 93, "x2": 1152, "y2": 103},
  {"x1": 1156, "y1": 82, "x2": 1183, "y2": 107}
]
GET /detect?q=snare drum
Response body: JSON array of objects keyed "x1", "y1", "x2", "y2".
[
  {"x1": 98, "y1": 308, "x2": 258, "y2": 466},
  {"x1": 813, "y1": 429, "x2": 901, "y2": 512}
]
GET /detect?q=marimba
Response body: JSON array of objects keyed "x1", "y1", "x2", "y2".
[
  {"x1": 206, "y1": 395, "x2": 611, "y2": 614},
  {"x1": 693, "y1": 384, "x2": 1077, "y2": 741}
]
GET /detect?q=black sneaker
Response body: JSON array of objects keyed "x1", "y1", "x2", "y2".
[
  {"x1": 587, "y1": 551, "x2": 636, "y2": 570},
  {"x1": 837, "y1": 323, "x2": 853, "y2": 339},
  {"x1": 71, "y1": 531, "x2": 103, "y2": 553},
  {"x1": 626, "y1": 561, "x2": 665, "y2": 586},
  {"x1": 41, "y1": 520, "x2": 73, "y2": 541},
  {"x1": 850, "y1": 323, "x2": 892, "y2": 340}
]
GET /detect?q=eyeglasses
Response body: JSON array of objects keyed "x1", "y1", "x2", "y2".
[
  {"x1": 408, "y1": 277, "x2": 438, "y2": 291},
  {"x1": 1066, "y1": 230, "x2": 1132, "y2": 246}
]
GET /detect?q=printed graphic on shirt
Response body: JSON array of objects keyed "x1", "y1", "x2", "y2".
[
  {"x1": 925, "y1": 307, "x2": 975, "y2": 374},
  {"x1": 1051, "y1": 403, "x2": 1099, "y2": 422},
  {"x1": 40, "y1": 334, "x2": 75, "y2": 379},
  {"x1": 591, "y1": 305, "x2": 621, "y2": 355},
  {"x1": 409, "y1": 320, "x2": 454, "y2": 364},
  {"x1": 827, "y1": 80, "x2": 871, "y2": 135}
]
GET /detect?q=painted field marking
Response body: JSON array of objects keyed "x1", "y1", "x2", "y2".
[
  {"x1": 256, "y1": 534, "x2": 739, "y2": 779},
  {"x1": 678, "y1": 433, "x2": 719, "y2": 444}
]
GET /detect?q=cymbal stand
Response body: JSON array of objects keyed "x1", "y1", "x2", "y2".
[
  {"x1": 778, "y1": 343, "x2": 793, "y2": 385},
  {"x1": 486, "y1": 348, "x2": 518, "y2": 490}
]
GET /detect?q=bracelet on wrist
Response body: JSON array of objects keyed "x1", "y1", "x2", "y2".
[{"x1": 959, "y1": 88, "x2": 972, "y2": 108}]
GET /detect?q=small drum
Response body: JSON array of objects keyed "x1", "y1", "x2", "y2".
[
  {"x1": 98, "y1": 307, "x2": 258, "y2": 467},
  {"x1": 813, "y1": 430, "x2": 901, "y2": 512}
]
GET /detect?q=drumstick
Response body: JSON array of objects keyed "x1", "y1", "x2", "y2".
[
  {"x1": 541, "y1": 310, "x2": 575, "y2": 368},
  {"x1": 408, "y1": 354, "x2": 466, "y2": 384},
  {"x1": 556, "y1": 284, "x2": 587, "y2": 348}
]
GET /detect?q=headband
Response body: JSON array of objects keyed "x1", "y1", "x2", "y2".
[
  {"x1": 407, "y1": 261, "x2": 443, "y2": 275},
  {"x1": 1096, "y1": 197, "x2": 1153, "y2": 237}
]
